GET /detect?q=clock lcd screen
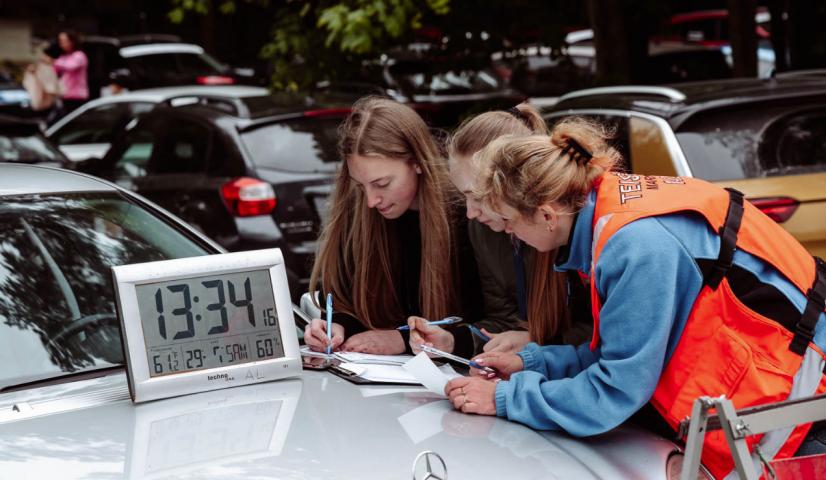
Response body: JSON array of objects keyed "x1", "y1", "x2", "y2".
[{"x1": 134, "y1": 269, "x2": 284, "y2": 377}]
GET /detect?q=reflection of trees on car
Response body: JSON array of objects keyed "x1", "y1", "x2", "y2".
[{"x1": 0, "y1": 194, "x2": 207, "y2": 384}]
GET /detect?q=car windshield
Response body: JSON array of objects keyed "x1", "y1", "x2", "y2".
[
  {"x1": 389, "y1": 61, "x2": 504, "y2": 95},
  {"x1": 0, "y1": 133, "x2": 65, "y2": 163},
  {"x1": 0, "y1": 192, "x2": 210, "y2": 390},
  {"x1": 126, "y1": 52, "x2": 226, "y2": 80},
  {"x1": 675, "y1": 102, "x2": 826, "y2": 180},
  {"x1": 239, "y1": 94, "x2": 314, "y2": 119},
  {"x1": 240, "y1": 118, "x2": 341, "y2": 173}
]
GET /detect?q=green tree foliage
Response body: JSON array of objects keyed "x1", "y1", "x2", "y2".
[{"x1": 169, "y1": 0, "x2": 451, "y2": 90}]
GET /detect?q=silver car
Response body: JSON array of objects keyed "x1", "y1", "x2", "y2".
[
  {"x1": 45, "y1": 85, "x2": 270, "y2": 162},
  {"x1": 0, "y1": 164, "x2": 686, "y2": 479}
]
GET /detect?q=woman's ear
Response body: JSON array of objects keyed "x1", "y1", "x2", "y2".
[{"x1": 539, "y1": 204, "x2": 558, "y2": 232}]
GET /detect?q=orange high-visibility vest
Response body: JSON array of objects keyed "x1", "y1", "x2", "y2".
[{"x1": 588, "y1": 173, "x2": 826, "y2": 479}]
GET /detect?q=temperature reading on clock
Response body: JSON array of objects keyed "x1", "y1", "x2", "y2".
[{"x1": 135, "y1": 269, "x2": 284, "y2": 377}]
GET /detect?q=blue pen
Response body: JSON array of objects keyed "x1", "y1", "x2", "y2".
[
  {"x1": 397, "y1": 316, "x2": 462, "y2": 331},
  {"x1": 468, "y1": 324, "x2": 491, "y2": 342},
  {"x1": 325, "y1": 293, "x2": 333, "y2": 355},
  {"x1": 418, "y1": 344, "x2": 497, "y2": 375}
]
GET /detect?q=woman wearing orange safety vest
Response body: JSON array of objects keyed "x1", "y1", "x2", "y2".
[{"x1": 443, "y1": 117, "x2": 826, "y2": 479}]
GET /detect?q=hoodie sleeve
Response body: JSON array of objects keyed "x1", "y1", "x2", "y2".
[{"x1": 494, "y1": 217, "x2": 704, "y2": 435}]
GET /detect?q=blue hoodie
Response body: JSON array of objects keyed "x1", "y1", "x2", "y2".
[{"x1": 494, "y1": 191, "x2": 826, "y2": 435}]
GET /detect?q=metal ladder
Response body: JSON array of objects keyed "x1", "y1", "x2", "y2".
[{"x1": 680, "y1": 393, "x2": 826, "y2": 479}]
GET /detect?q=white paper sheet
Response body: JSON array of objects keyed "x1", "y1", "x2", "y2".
[
  {"x1": 299, "y1": 346, "x2": 413, "y2": 366},
  {"x1": 402, "y1": 352, "x2": 463, "y2": 397},
  {"x1": 334, "y1": 352, "x2": 413, "y2": 365},
  {"x1": 299, "y1": 345, "x2": 333, "y2": 359},
  {"x1": 338, "y1": 363, "x2": 420, "y2": 384}
]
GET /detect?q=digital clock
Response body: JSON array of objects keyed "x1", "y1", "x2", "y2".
[{"x1": 113, "y1": 249, "x2": 301, "y2": 402}]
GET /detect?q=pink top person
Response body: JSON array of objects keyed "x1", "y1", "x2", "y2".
[{"x1": 53, "y1": 50, "x2": 89, "y2": 100}]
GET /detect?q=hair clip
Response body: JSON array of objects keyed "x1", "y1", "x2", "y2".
[
  {"x1": 560, "y1": 138, "x2": 593, "y2": 165},
  {"x1": 506, "y1": 107, "x2": 528, "y2": 124}
]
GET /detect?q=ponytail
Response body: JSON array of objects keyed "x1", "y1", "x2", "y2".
[{"x1": 477, "y1": 116, "x2": 621, "y2": 216}]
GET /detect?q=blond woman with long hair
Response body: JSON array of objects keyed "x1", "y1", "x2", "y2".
[
  {"x1": 443, "y1": 117, "x2": 826, "y2": 477},
  {"x1": 408, "y1": 104, "x2": 592, "y2": 356},
  {"x1": 305, "y1": 97, "x2": 481, "y2": 355}
]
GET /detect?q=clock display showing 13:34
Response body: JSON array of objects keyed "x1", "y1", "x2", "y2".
[{"x1": 134, "y1": 269, "x2": 284, "y2": 377}]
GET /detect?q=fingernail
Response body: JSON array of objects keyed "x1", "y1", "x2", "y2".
[{"x1": 476, "y1": 359, "x2": 485, "y2": 365}]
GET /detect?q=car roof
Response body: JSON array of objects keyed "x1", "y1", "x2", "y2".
[
  {"x1": 119, "y1": 42, "x2": 205, "y2": 57},
  {"x1": 87, "y1": 85, "x2": 270, "y2": 104},
  {"x1": 0, "y1": 164, "x2": 117, "y2": 196},
  {"x1": 45, "y1": 86, "x2": 271, "y2": 135},
  {"x1": 547, "y1": 76, "x2": 826, "y2": 129},
  {"x1": 145, "y1": 93, "x2": 351, "y2": 127}
]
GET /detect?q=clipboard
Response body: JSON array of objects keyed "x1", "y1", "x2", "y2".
[
  {"x1": 302, "y1": 354, "x2": 428, "y2": 386},
  {"x1": 327, "y1": 363, "x2": 422, "y2": 386}
]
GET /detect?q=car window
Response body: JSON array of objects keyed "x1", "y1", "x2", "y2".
[
  {"x1": 0, "y1": 192, "x2": 209, "y2": 390},
  {"x1": 240, "y1": 118, "x2": 340, "y2": 173},
  {"x1": 0, "y1": 133, "x2": 65, "y2": 163},
  {"x1": 126, "y1": 53, "x2": 225, "y2": 80},
  {"x1": 390, "y1": 62, "x2": 504, "y2": 95},
  {"x1": 112, "y1": 126, "x2": 155, "y2": 179},
  {"x1": 675, "y1": 102, "x2": 826, "y2": 180},
  {"x1": 626, "y1": 116, "x2": 680, "y2": 176},
  {"x1": 146, "y1": 119, "x2": 211, "y2": 175},
  {"x1": 758, "y1": 109, "x2": 826, "y2": 176},
  {"x1": 52, "y1": 102, "x2": 154, "y2": 145}
]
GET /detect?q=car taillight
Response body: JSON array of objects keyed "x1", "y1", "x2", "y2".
[
  {"x1": 196, "y1": 75, "x2": 235, "y2": 85},
  {"x1": 749, "y1": 196, "x2": 800, "y2": 223},
  {"x1": 221, "y1": 177, "x2": 276, "y2": 217}
]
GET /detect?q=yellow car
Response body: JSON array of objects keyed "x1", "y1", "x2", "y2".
[{"x1": 545, "y1": 78, "x2": 826, "y2": 258}]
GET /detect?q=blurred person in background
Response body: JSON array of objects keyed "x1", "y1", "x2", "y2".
[
  {"x1": 23, "y1": 40, "x2": 62, "y2": 116},
  {"x1": 42, "y1": 30, "x2": 88, "y2": 118}
]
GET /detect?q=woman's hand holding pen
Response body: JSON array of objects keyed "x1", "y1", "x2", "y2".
[
  {"x1": 482, "y1": 330, "x2": 531, "y2": 354},
  {"x1": 407, "y1": 316, "x2": 454, "y2": 354},
  {"x1": 304, "y1": 319, "x2": 344, "y2": 352},
  {"x1": 469, "y1": 352, "x2": 524, "y2": 380}
]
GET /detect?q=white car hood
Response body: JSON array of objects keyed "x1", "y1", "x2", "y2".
[{"x1": 0, "y1": 370, "x2": 679, "y2": 479}]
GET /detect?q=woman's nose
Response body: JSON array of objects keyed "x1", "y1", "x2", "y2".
[
  {"x1": 366, "y1": 192, "x2": 382, "y2": 209},
  {"x1": 466, "y1": 199, "x2": 481, "y2": 219}
]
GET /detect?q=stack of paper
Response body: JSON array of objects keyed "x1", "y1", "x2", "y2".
[
  {"x1": 300, "y1": 346, "x2": 462, "y2": 392},
  {"x1": 299, "y1": 346, "x2": 411, "y2": 365},
  {"x1": 335, "y1": 352, "x2": 413, "y2": 366},
  {"x1": 337, "y1": 359, "x2": 459, "y2": 386}
]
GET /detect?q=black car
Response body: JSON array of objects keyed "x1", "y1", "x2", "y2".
[
  {"x1": 317, "y1": 47, "x2": 524, "y2": 127},
  {"x1": 0, "y1": 115, "x2": 69, "y2": 167},
  {"x1": 81, "y1": 37, "x2": 259, "y2": 99},
  {"x1": 76, "y1": 97, "x2": 347, "y2": 300}
]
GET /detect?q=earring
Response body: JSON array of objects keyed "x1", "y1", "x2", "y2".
[
  {"x1": 414, "y1": 165, "x2": 422, "y2": 174},
  {"x1": 546, "y1": 222, "x2": 554, "y2": 232}
]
